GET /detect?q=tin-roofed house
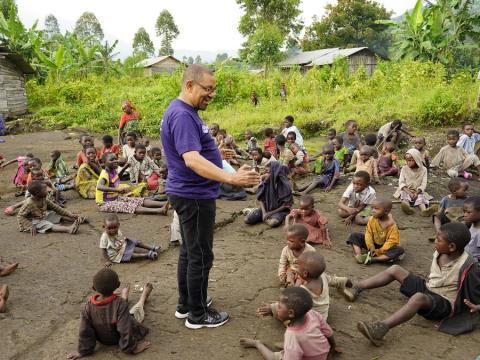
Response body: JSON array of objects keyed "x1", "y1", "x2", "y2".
[
  {"x1": 0, "y1": 46, "x2": 34, "y2": 117},
  {"x1": 138, "y1": 55, "x2": 184, "y2": 76},
  {"x1": 278, "y1": 47, "x2": 381, "y2": 76}
]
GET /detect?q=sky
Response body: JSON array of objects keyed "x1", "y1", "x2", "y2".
[{"x1": 16, "y1": 0, "x2": 417, "y2": 61}]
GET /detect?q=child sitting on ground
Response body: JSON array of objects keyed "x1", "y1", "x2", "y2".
[
  {"x1": 347, "y1": 198, "x2": 404, "y2": 264},
  {"x1": 121, "y1": 132, "x2": 138, "y2": 161},
  {"x1": 251, "y1": 147, "x2": 271, "y2": 172},
  {"x1": 75, "y1": 146, "x2": 102, "y2": 199},
  {"x1": 97, "y1": 135, "x2": 120, "y2": 157},
  {"x1": 298, "y1": 144, "x2": 339, "y2": 195},
  {"x1": 395, "y1": 148, "x2": 436, "y2": 216},
  {"x1": 340, "y1": 119, "x2": 361, "y2": 167},
  {"x1": 275, "y1": 134, "x2": 295, "y2": 167},
  {"x1": 348, "y1": 146, "x2": 379, "y2": 183},
  {"x1": 76, "y1": 134, "x2": 96, "y2": 168},
  {"x1": 327, "y1": 128, "x2": 336, "y2": 144},
  {"x1": 101, "y1": 214, "x2": 160, "y2": 266},
  {"x1": 240, "y1": 287, "x2": 340, "y2": 360},
  {"x1": 377, "y1": 119, "x2": 414, "y2": 149},
  {"x1": 245, "y1": 129, "x2": 257, "y2": 153},
  {"x1": 96, "y1": 153, "x2": 167, "y2": 215},
  {"x1": 364, "y1": 133, "x2": 379, "y2": 158},
  {"x1": 0, "y1": 153, "x2": 33, "y2": 196},
  {"x1": 377, "y1": 142, "x2": 398, "y2": 177},
  {"x1": 289, "y1": 143, "x2": 308, "y2": 177},
  {"x1": 150, "y1": 147, "x2": 163, "y2": 167},
  {"x1": 278, "y1": 224, "x2": 316, "y2": 287},
  {"x1": 123, "y1": 144, "x2": 162, "y2": 191},
  {"x1": 338, "y1": 171, "x2": 376, "y2": 226},
  {"x1": 464, "y1": 196, "x2": 480, "y2": 261},
  {"x1": 457, "y1": 123, "x2": 480, "y2": 155},
  {"x1": 263, "y1": 128, "x2": 277, "y2": 159},
  {"x1": 286, "y1": 195, "x2": 332, "y2": 246},
  {"x1": 431, "y1": 129, "x2": 480, "y2": 179},
  {"x1": 244, "y1": 161, "x2": 293, "y2": 228},
  {"x1": 344, "y1": 223, "x2": 480, "y2": 346},
  {"x1": 332, "y1": 135, "x2": 349, "y2": 171},
  {"x1": 48, "y1": 150, "x2": 75, "y2": 191},
  {"x1": 17, "y1": 181, "x2": 86, "y2": 235},
  {"x1": 67, "y1": 268, "x2": 152, "y2": 359},
  {"x1": 433, "y1": 178, "x2": 468, "y2": 234},
  {"x1": 412, "y1": 136, "x2": 430, "y2": 168}
]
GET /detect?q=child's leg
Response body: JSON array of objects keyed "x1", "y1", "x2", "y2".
[
  {"x1": 134, "y1": 205, "x2": 168, "y2": 215},
  {"x1": 298, "y1": 176, "x2": 324, "y2": 194},
  {"x1": 0, "y1": 263, "x2": 19, "y2": 277},
  {"x1": 142, "y1": 199, "x2": 166, "y2": 208},
  {"x1": 135, "y1": 241, "x2": 160, "y2": 252},
  {"x1": 129, "y1": 283, "x2": 153, "y2": 323},
  {"x1": 357, "y1": 264, "x2": 409, "y2": 290},
  {"x1": 51, "y1": 220, "x2": 79, "y2": 234},
  {"x1": 0, "y1": 284, "x2": 9, "y2": 313},
  {"x1": 338, "y1": 208, "x2": 351, "y2": 218},
  {"x1": 239, "y1": 339, "x2": 277, "y2": 360}
]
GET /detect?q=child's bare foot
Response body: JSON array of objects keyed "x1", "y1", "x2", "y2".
[
  {"x1": 121, "y1": 284, "x2": 131, "y2": 302},
  {"x1": 69, "y1": 219, "x2": 80, "y2": 234},
  {"x1": 239, "y1": 338, "x2": 259, "y2": 348},
  {"x1": 0, "y1": 263, "x2": 19, "y2": 276},
  {"x1": 0, "y1": 285, "x2": 9, "y2": 312},
  {"x1": 132, "y1": 340, "x2": 151, "y2": 354}
]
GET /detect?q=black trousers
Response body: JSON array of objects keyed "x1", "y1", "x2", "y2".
[{"x1": 169, "y1": 195, "x2": 216, "y2": 321}]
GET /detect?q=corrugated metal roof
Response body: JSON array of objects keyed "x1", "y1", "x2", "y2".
[
  {"x1": 311, "y1": 47, "x2": 369, "y2": 66},
  {"x1": 138, "y1": 55, "x2": 182, "y2": 68},
  {"x1": 278, "y1": 48, "x2": 339, "y2": 66}
]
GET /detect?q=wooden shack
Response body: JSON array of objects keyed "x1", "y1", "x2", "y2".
[
  {"x1": 278, "y1": 47, "x2": 381, "y2": 76},
  {"x1": 0, "y1": 46, "x2": 34, "y2": 117},
  {"x1": 138, "y1": 55, "x2": 184, "y2": 76}
]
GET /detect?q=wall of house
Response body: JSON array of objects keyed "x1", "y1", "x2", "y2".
[
  {"x1": 0, "y1": 58, "x2": 28, "y2": 117},
  {"x1": 347, "y1": 50, "x2": 377, "y2": 76},
  {"x1": 147, "y1": 58, "x2": 181, "y2": 75}
]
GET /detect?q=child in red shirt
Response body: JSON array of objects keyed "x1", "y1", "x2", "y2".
[
  {"x1": 263, "y1": 127, "x2": 277, "y2": 159},
  {"x1": 97, "y1": 135, "x2": 120, "y2": 157}
]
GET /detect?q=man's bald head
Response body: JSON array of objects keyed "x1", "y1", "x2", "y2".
[{"x1": 182, "y1": 64, "x2": 213, "y2": 87}]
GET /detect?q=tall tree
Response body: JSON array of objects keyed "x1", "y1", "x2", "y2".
[
  {"x1": 215, "y1": 52, "x2": 229, "y2": 62},
  {"x1": 0, "y1": 0, "x2": 16, "y2": 19},
  {"x1": 44, "y1": 14, "x2": 60, "y2": 39},
  {"x1": 187, "y1": 56, "x2": 194, "y2": 64},
  {"x1": 301, "y1": 0, "x2": 392, "y2": 57},
  {"x1": 132, "y1": 27, "x2": 155, "y2": 58},
  {"x1": 194, "y1": 55, "x2": 202, "y2": 64},
  {"x1": 155, "y1": 10, "x2": 179, "y2": 56},
  {"x1": 74, "y1": 11, "x2": 104, "y2": 47}
]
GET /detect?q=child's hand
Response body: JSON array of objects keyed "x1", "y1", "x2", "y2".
[
  {"x1": 256, "y1": 303, "x2": 273, "y2": 317},
  {"x1": 464, "y1": 299, "x2": 480, "y2": 313},
  {"x1": 67, "y1": 351, "x2": 82, "y2": 360},
  {"x1": 342, "y1": 216, "x2": 353, "y2": 226}
]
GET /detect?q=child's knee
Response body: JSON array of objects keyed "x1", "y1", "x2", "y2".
[
  {"x1": 408, "y1": 292, "x2": 431, "y2": 307},
  {"x1": 337, "y1": 209, "x2": 348, "y2": 218},
  {"x1": 266, "y1": 218, "x2": 281, "y2": 228}
]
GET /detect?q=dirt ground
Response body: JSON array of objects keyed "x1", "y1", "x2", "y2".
[{"x1": 0, "y1": 131, "x2": 479, "y2": 360}]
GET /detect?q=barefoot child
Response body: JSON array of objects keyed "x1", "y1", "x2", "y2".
[
  {"x1": 240, "y1": 287, "x2": 340, "y2": 360},
  {"x1": 394, "y1": 148, "x2": 436, "y2": 216},
  {"x1": 286, "y1": 195, "x2": 332, "y2": 246},
  {"x1": 378, "y1": 142, "x2": 398, "y2": 177},
  {"x1": 0, "y1": 153, "x2": 33, "y2": 196},
  {"x1": 17, "y1": 181, "x2": 85, "y2": 235},
  {"x1": 101, "y1": 214, "x2": 160, "y2": 266},
  {"x1": 338, "y1": 171, "x2": 376, "y2": 226},
  {"x1": 97, "y1": 135, "x2": 120, "y2": 157},
  {"x1": 340, "y1": 119, "x2": 360, "y2": 167},
  {"x1": 67, "y1": 268, "x2": 152, "y2": 359},
  {"x1": 413, "y1": 136, "x2": 430, "y2": 168},
  {"x1": 433, "y1": 178, "x2": 468, "y2": 233},
  {"x1": 75, "y1": 146, "x2": 102, "y2": 199},
  {"x1": 347, "y1": 198, "x2": 404, "y2": 264},
  {"x1": 299, "y1": 144, "x2": 339, "y2": 194},
  {"x1": 121, "y1": 132, "x2": 138, "y2": 161},
  {"x1": 332, "y1": 136, "x2": 349, "y2": 170},
  {"x1": 345, "y1": 223, "x2": 480, "y2": 346},
  {"x1": 464, "y1": 196, "x2": 480, "y2": 261},
  {"x1": 96, "y1": 153, "x2": 167, "y2": 215},
  {"x1": 348, "y1": 146, "x2": 379, "y2": 183},
  {"x1": 278, "y1": 224, "x2": 316, "y2": 287}
]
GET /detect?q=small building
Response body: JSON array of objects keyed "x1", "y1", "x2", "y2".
[
  {"x1": 278, "y1": 47, "x2": 381, "y2": 76},
  {"x1": 138, "y1": 55, "x2": 184, "y2": 76},
  {"x1": 0, "y1": 46, "x2": 34, "y2": 117}
]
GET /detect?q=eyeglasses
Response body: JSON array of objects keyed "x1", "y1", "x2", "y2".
[{"x1": 195, "y1": 82, "x2": 216, "y2": 94}]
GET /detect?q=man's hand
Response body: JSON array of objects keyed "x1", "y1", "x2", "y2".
[
  {"x1": 229, "y1": 165, "x2": 260, "y2": 187},
  {"x1": 220, "y1": 148, "x2": 236, "y2": 160}
]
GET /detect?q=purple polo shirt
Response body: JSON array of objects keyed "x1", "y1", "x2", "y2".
[{"x1": 161, "y1": 99, "x2": 222, "y2": 199}]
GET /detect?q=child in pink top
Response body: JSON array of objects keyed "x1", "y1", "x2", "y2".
[{"x1": 240, "y1": 287, "x2": 340, "y2": 360}]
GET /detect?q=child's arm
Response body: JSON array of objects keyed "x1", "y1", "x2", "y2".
[
  {"x1": 325, "y1": 162, "x2": 340, "y2": 192},
  {"x1": 118, "y1": 162, "x2": 130, "y2": 178},
  {"x1": 46, "y1": 199, "x2": 78, "y2": 219},
  {"x1": 327, "y1": 335, "x2": 342, "y2": 355},
  {"x1": 96, "y1": 178, "x2": 125, "y2": 193},
  {"x1": 338, "y1": 197, "x2": 356, "y2": 214},
  {"x1": 101, "y1": 249, "x2": 112, "y2": 267},
  {"x1": 67, "y1": 307, "x2": 98, "y2": 359},
  {"x1": 430, "y1": 148, "x2": 444, "y2": 169},
  {"x1": 364, "y1": 219, "x2": 376, "y2": 252},
  {"x1": 372, "y1": 159, "x2": 380, "y2": 183},
  {"x1": 265, "y1": 205, "x2": 289, "y2": 218},
  {"x1": 256, "y1": 302, "x2": 274, "y2": 317},
  {"x1": 278, "y1": 248, "x2": 288, "y2": 285},
  {"x1": 0, "y1": 158, "x2": 18, "y2": 169},
  {"x1": 17, "y1": 203, "x2": 35, "y2": 235},
  {"x1": 400, "y1": 128, "x2": 414, "y2": 137}
]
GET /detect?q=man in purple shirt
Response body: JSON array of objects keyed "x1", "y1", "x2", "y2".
[{"x1": 161, "y1": 64, "x2": 260, "y2": 329}]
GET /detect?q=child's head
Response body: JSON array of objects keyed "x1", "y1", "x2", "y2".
[
  {"x1": 435, "y1": 223, "x2": 471, "y2": 255},
  {"x1": 264, "y1": 127, "x2": 274, "y2": 138},
  {"x1": 134, "y1": 144, "x2": 147, "y2": 161},
  {"x1": 371, "y1": 198, "x2": 392, "y2": 219},
  {"x1": 448, "y1": 178, "x2": 468, "y2": 198},
  {"x1": 297, "y1": 252, "x2": 326, "y2": 281},
  {"x1": 28, "y1": 157, "x2": 42, "y2": 170},
  {"x1": 405, "y1": 152, "x2": 418, "y2": 169},
  {"x1": 245, "y1": 129, "x2": 253, "y2": 140},
  {"x1": 284, "y1": 115, "x2": 294, "y2": 128},
  {"x1": 209, "y1": 123, "x2": 220, "y2": 137},
  {"x1": 85, "y1": 146, "x2": 97, "y2": 161},
  {"x1": 103, "y1": 213, "x2": 120, "y2": 236},
  {"x1": 30, "y1": 168, "x2": 45, "y2": 181},
  {"x1": 122, "y1": 100, "x2": 133, "y2": 114},
  {"x1": 50, "y1": 150, "x2": 61, "y2": 161},
  {"x1": 79, "y1": 134, "x2": 93, "y2": 149},
  {"x1": 446, "y1": 129, "x2": 460, "y2": 147},
  {"x1": 151, "y1": 147, "x2": 162, "y2": 161},
  {"x1": 93, "y1": 268, "x2": 121, "y2": 297},
  {"x1": 463, "y1": 123, "x2": 474, "y2": 137},
  {"x1": 345, "y1": 119, "x2": 358, "y2": 134},
  {"x1": 364, "y1": 133, "x2": 377, "y2": 146},
  {"x1": 327, "y1": 128, "x2": 336, "y2": 140},
  {"x1": 102, "y1": 135, "x2": 114, "y2": 147},
  {"x1": 463, "y1": 196, "x2": 480, "y2": 225},
  {"x1": 359, "y1": 146, "x2": 373, "y2": 162},
  {"x1": 28, "y1": 181, "x2": 48, "y2": 198},
  {"x1": 126, "y1": 132, "x2": 137, "y2": 147},
  {"x1": 322, "y1": 144, "x2": 334, "y2": 160},
  {"x1": 276, "y1": 287, "x2": 313, "y2": 323},
  {"x1": 286, "y1": 224, "x2": 308, "y2": 251},
  {"x1": 159, "y1": 165, "x2": 168, "y2": 179},
  {"x1": 102, "y1": 152, "x2": 118, "y2": 169},
  {"x1": 299, "y1": 194, "x2": 315, "y2": 217},
  {"x1": 251, "y1": 148, "x2": 264, "y2": 163},
  {"x1": 275, "y1": 134, "x2": 287, "y2": 147},
  {"x1": 352, "y1": 171, "x2": 370, "y2": 192},
  {"x1": 286, "y1": 131, "x2": 296, "y2": 145},
  {"x1": 384, "y1": 142, "x2": 395, "y2": 153},
  {"x1": 391, "y1": 119, "x2": 403, "y2": 130},
  {"x1": 412, "y1": 137, "x2": 426, "y2": 151},
  {"x1": 332, "y1": 135, "x2": 344, "y2": 150}
]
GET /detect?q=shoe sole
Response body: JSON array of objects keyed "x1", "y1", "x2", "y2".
[
  {"x1": 174, "y1": 298, "x2": 214, "y2": 319},
  {"x1": 185, "y1": 316, "x2": 229, "y2": 330},
  {"x1": 357, "y1": 321, "x2": 383, "y2": 347}
]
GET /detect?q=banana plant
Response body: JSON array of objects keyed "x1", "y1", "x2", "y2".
[
  {"x1": 33, "y1": 38, "x2": 67, "y2": 82},
  {"x1": 0, "y1": 9, "x2": 40, "y2": 62},
  {"x1": 69, "y1": 33, "x2": 100, "y2": 78},
  {"x1": 97, "y1": 40, "x2": 120, "y2": 78}
]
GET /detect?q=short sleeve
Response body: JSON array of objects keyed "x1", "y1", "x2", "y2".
[
  {"x1": 283, "y1": 331, "x2": 304, "y2": 360},
  {"x1": 363, "y1": 188, "x2": 376, "y2": 205},
  {"x1": 99, "y1": 233, "x2": 109, "y2": 249},
  {"x1": 170, "y1": 111, "x2": 202, "y2": 156},
  {"x1": 342, "y1": 184, "x2": 353, "y2": 199},
  {"x1": 439, "y1": 196, "x2": 447, "y2": 210},
  {"x1": 474, "y1": 133, "x2": 480, "y2": 142}
]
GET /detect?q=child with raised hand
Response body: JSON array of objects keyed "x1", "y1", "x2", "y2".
[
  {"x1": 100, "y1": 214, "x2": 160, "y2": 266},
  {"x1": 67, "y1": 268, "x2": 152, "y2": 359},
  {"x1": 378, "y1": 142, "x2": 398, "y2": 177},
  {"x1": 299, "y1": 144, "x2": 339, "y2": 195},
  {"x1": 240, "y1": 287, "x2": 340, "y2": 360},
  {"x1": 244, "y1": 161, "x2": 293, "y2": 228},
  {"x1": 395, "y1": 148, "x2": 436, "y2": 216},
  {"x1": 433, "y1": 178, "x2": 468, "y2": 234},
  {"x1": 332, "y1": 135, "x2": 349, "y2": 170},
  {"x1": 96, "y1": 153, "x2": 167, "y2": 215},
  {"x1": 347, "y1": 198, "x2": 404, "y2": 265},
  {"x1": 263, "y1": 127, "x2": 277, "y2": 159},
  {"x1": 76, "y1": 134, "x2": 96, "y2": 168},
  {"x1": 344, "y1": 223, "x2": 480, "y2": 346},
  {"x1": 75, "y1": 146, "x2": 102, "y2": 199},
  {"x1": 431, "y1": 129, "x2": 480, "y2": 179},
  {"x1": 0, "y1": 152, "x2": 33, "y2": 196},
  {"x1": 464, "y1": 196, "x2": 480, "y2": 261},
  {"x1": 278, "y1": 224, "x2": 316, "y2": 287},
  {"x1": 457, "y1": 123, "x2": 480, "y2": 155},
  {"x1": 286, "y1": 195, "x2": 331, "y2": 246},
  {"x1": 121, "y1": 131, "x2": 138, "y2": 161},
  {"x1": 123, "y1": 144, "x2": 162, "y2": 191},
  {"x1": 97, "y1": 134, "x2": 120, "y2": 157},
  {"x1": 412, "y1": 136, "x2": 430, "y2": 168},
  {"x1": 17, "y1": 181, "x2": 86, "y2": 236},
  {"x1": 338, "y1": 171, "x2": 376, "y2": 226}
]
